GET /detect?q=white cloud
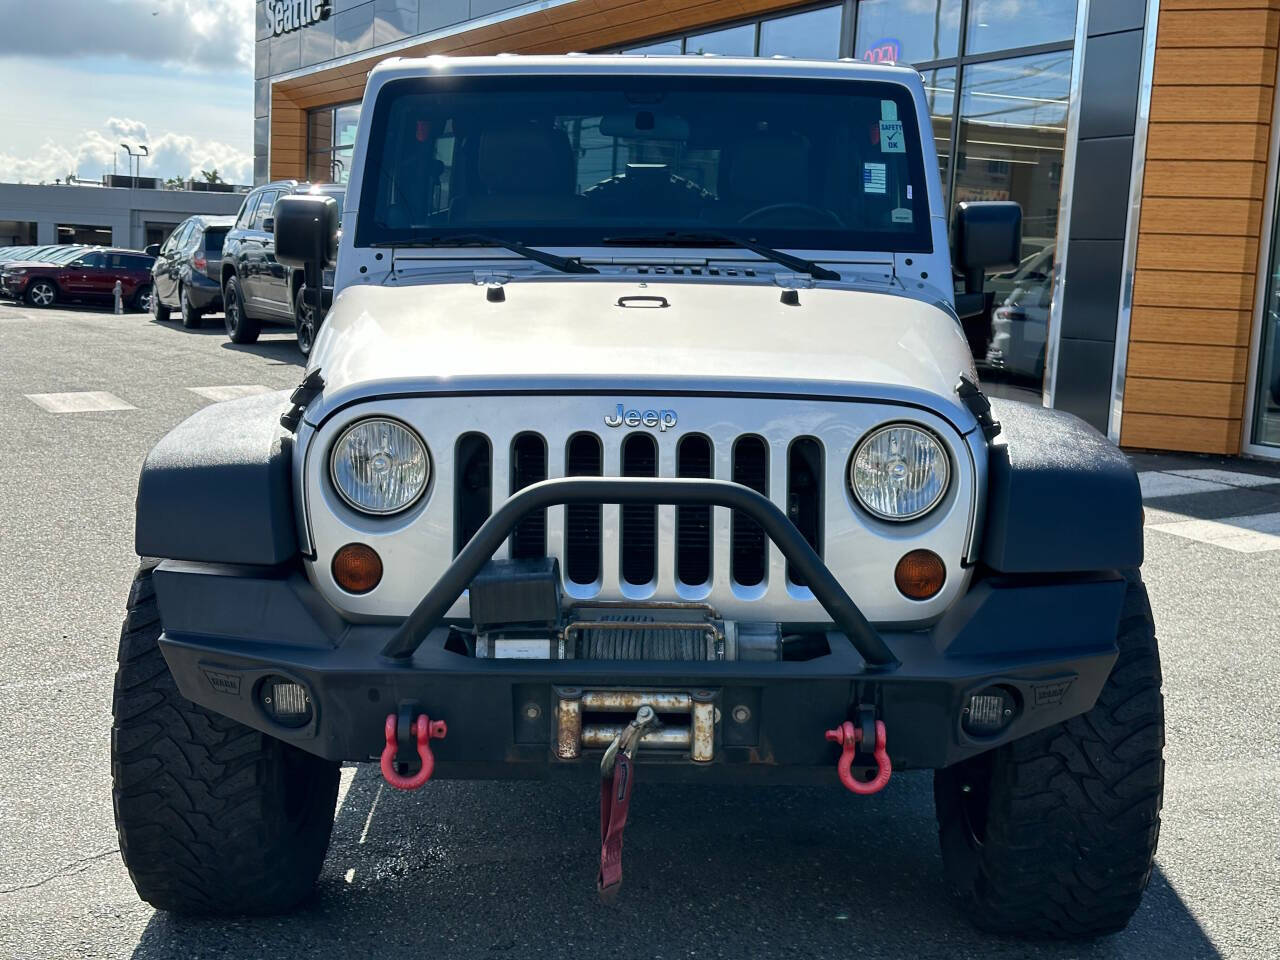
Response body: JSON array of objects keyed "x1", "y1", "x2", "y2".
[
  {"x1": 0, "y1": 0, "x2": 255, "y2": 70},
  {"x1": 0, "y1": 118, "x2": 252, "y2": 185}
]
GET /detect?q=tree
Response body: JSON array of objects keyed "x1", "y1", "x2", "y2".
[
  {"x1": 200, "y1": 169, "x2": 224, "y2": 184},
  {"x1": 164, "y1": 175, "x2": 185, "y2": 190}
]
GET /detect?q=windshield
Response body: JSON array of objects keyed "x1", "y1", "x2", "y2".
[{"x1": 357, "y1": 74, "x2": 931, "y2": 253}]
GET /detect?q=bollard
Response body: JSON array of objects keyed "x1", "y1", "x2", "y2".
[{"x1": 113, "y1": 280, "x2": 123, "y2": 315}]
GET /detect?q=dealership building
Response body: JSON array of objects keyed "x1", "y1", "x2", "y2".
[{"x1": 255, "y1": 0, "x2": 1280, "y2": 460}]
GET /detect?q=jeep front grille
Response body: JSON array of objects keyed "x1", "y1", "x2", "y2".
[{"x1": 452, "y1": 429, "x2": 824, "y2": 595}]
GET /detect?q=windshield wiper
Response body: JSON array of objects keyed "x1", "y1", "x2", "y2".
[
  {"x1": 600, "y1": 231, "x2": 841, "y2": 281},
  {"x1": 371, "y1": 233, "x2": 598, "y2": 274}
]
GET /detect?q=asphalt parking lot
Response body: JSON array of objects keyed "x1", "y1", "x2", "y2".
[{"x1": 0, "y1": 301, "x2": 1277, "y2": 959}]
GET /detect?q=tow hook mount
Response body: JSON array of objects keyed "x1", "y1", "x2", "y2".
[
  {"x1": 380, "y1": 702, "x2": 447, "y2": 791},
  {"x1": 825, "y1": 709, "x2": 891, "y2": 795}
]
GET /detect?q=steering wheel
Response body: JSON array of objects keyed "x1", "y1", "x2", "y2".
[{"x1": 738, "y1": 203, "x2": 844, "y2": 228}]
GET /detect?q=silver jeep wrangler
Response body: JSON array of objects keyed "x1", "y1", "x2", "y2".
[{"x1": 113, "y1": 55, "x2": 1163, "y2": 938}]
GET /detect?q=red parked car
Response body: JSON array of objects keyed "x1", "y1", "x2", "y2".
[{"x1": 1, "y1": 248, "x2": 156, "y2": 311}]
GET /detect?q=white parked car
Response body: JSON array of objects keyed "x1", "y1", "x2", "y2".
[{"x1": 115, "y1": 55, "x2": 1163, "y2": 938}]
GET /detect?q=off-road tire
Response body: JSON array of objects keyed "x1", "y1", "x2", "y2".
[
  {"x1": 179, "y1": 283, "x2": 203, "y2": 329},
  {"x1": 111, "y1": 562, "x2": 340, "y2": 915},
  {"x1": 934, "y1": 572, "x2": 1164, "y2": 939},
  {"x1": 223, "y1": 275, "x2": 260, "y2": 344}
]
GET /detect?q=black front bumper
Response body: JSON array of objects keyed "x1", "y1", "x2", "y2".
[{"x1": 154, "y1": 476, "x2": 1125, "y2": 780}]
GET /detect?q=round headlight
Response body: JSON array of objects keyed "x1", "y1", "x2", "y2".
[
  {"x1": 330, "y1": 418, "x2": 429, "y2": 515},
  {"x1": 850, "y1": 424, "x2": 950, "y2": 521}
]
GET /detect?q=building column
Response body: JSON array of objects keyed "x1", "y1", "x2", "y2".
[{"x1": 36, "y1": 221, "x2": 56, "y2": 245}]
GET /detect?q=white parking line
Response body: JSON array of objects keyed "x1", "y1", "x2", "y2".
[
  {"x1": 24, "y1": 391, "x2": 135, "y2": 413},
  {"x1": 1167, "y1": 468, "x2": 1279, "y2": 488},
  {"x1": 1137, "y1": 471, "x2": 1229, "y2": 498},
  {"x1": 1148, "y1": 511, "x2": 1280, "y2": 553},
  {"x1": 187, "y1": 385, "x2": 272, "y2": 403}
]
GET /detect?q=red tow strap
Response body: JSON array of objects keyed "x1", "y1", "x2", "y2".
[{"x1": 597, "y1": 751, "x2": 635, "y2": 900}]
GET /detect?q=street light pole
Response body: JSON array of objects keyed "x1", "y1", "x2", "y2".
[{"x1": 120, "y1": 143, "x2": 150, "y2": 248}]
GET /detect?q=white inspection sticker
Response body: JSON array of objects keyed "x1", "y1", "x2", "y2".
[
  {"x1": 891, "y1": 207, "x2": 913, "y2": 223},
  {"x1": 879, "y1": 121, "x2": 905, "y2": 153},
  {"x1": 863, "y1": 162, "x2": 887, "y2": 194}
]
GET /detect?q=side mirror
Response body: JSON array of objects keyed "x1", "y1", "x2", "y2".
[
  {"x1": 262, "y1": 217, "x2": 275, "y2": 234},
  {"x1": 275, "y1": 194, "x2": 340, "y2": 317},
  {"x1": 952, "y1": 201, "x2": 1022, "y2": 318},
  {"x1": 144, "y1": 244, "x2": 161, "y2": 257}
]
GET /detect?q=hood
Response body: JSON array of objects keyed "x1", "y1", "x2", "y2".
[
  {"x1": 313, "y1": 279, "x2": 975, "y2": 405},
  {"x1": 2, "y1": 260, "x2": 63, "y2": 270}
]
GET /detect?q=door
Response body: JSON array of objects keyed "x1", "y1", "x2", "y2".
[
  {"x1": 156, "y1": 222, "x2": 190, "y2": 305},
  {"x1": 243, "y1": 189, "x2": 279, "y2": 309},
  {"x1": 61, "y1": 251, "x2": 106, "y2": 296},
  {"x1": 260, "y1": 191, "x2": 292, "y2": 316}
]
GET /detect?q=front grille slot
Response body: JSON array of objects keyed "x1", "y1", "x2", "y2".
[
  {"x1": 786, "y1": 437, "x2": 823, "y2": 586},
  {"x1": 510, "y1": 433, "x2": 547, "y2": 559},
  {"x1": 454, "y1": 433, "x2": 491, "y2": 556},
  {"x1": 731, "y1": 436, "x2": 768, "y2": 587},
  {"x1": 676, "y1": 434, "x2": 712, "y2": 585},
  {"x1": 565, "y1": 433, "x2": 603, "y2": 584},
  {"x1": 620, "y1": 433, "x2": 658, "y2": 585}
]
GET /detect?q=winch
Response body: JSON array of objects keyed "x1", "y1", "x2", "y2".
[{"x1": 467, "y1": 557, "x2": 781, "y2": 661}]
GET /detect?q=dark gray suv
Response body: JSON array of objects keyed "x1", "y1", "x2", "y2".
[{"x1": 220, "y1": 180, "x2": 343, "y2": 355}]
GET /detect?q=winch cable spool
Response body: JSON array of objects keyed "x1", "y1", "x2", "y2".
[{"x1": 576, "y1": 614, "x2": 711, "y2": 661}]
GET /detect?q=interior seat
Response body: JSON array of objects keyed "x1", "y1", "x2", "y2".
[{"x1": 454, "y1": 123, "x2": 583, "y2": 223}]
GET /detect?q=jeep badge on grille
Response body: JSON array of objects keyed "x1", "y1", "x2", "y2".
[{"x1": 604, "y1": 404, "x2": 678, "y2": 431}]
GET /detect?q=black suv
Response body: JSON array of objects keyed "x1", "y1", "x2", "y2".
[
  {"x1": 150, "y1": 215, "x2": 235, "y2": 328},
  {"x1": 221, "y1": 180, "x2": 343, "y2": 355}
]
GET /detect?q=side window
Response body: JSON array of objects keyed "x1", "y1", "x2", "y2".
[
  {"x1": 126, "y1": 255, "x2": 153, "y2": 271},
  {"x1": 236, "y1": 193, "x2": 262, "y2": 229},
  {"x1": 77, "y1": 252, "x2": 106, "y2": 269},
  {"x1": 204, "y1": 228, "x2": 229, "y2": 256},
  {"x1": 183, "y1": 226, "x2": 203, "y2": 252},
  {"x1": 168, "y1": 223, "x2": 192, "y2": 253},
  {"x1": 252, "y1": 190, "x2": 280, "y2": 230}
]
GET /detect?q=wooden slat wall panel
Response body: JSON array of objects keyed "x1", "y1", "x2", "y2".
[{"x1": 1122, "y1": 2, "x2": 1279, "y2": 453}]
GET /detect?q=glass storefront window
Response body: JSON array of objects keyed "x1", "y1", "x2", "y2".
[
  {"x1": 758, "y1": 6, "x2": 842, "y2": 58},
  {"x1": 953, "y1": 51, "x2": 1070, "y2": 250},
  {"x1": 685, "y1": 23, "x2": 756, "y2": 56},
  {"x1": 920, "y1": 67, "x2": 956, "y2": 210},
  {"x1": 624, "y1": 40, "x2": 682, "y2": 55},
  {"x1": 855, "y1": 0, "x2": 961, "y2": 65},
  {"x1": 308, "y1": 102, "x2": 361, "y2": 184},
  {"x1": 965, "y1": 0, "x2": 1078, "y2": 56},
  {"x1": 1253, "y1": 229, "x2": 1280, "y2": 447}
]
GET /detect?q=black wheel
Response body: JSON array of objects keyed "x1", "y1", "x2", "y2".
[
  {"x1": 151, "y1": 284, "x2": 171, "y2": 321},
  {"x1": 294, "y1": 285, "x2": 319, "y2": 357},
  {"x1": 222, "y1": 275, "x2": 260, "y2": 344},
  {"x1": 112, "y1": 563, "x2": 340, "y2": 916},
  {"x1": 934, "y1": 573, "x2": 1164, "y2": 939},
  {"x1": 132, "y1": 284, "x2": 154, "y2": 313},
  {"x1": 179, "y1": 283, "x2": 203, "y2": 329},
  {"x1": 26, "y1": 279, "x2": 57, "y2": 308}
]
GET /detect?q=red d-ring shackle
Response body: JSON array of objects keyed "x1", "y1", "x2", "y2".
[
  {"x1": 824, "y1": 719, "x2": 891, "y2": 795},
  {"x1": 381, "y1": 713, "x2": 447, "y2": 791}
]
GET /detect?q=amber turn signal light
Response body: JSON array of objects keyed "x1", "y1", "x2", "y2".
[
  {"x1": 333, "y1": 543, "x2": 383, "y2": 594},
  {"x1": 894, "y1": 549, "x2": 945, "y2": 600}
]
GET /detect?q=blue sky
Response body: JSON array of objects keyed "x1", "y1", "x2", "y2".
[{"x1": 0, "y1": 0, "x2": 254, "y2": 184}]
